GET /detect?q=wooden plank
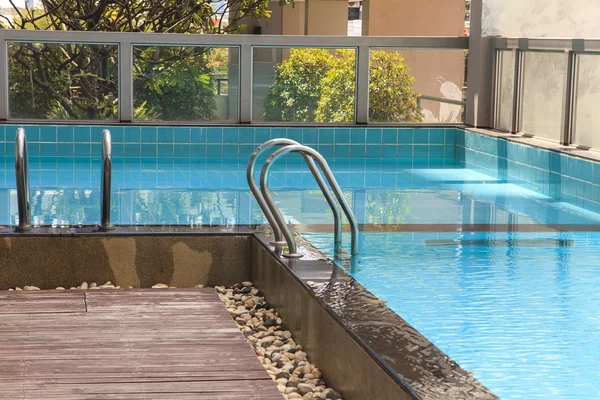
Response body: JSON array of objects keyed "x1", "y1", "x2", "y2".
[
  {"x1": 0, "y1": 289, "x2": 281, "y2": 400},
  {"x1": 0, "y1": 291, "x2": 85, "y2": 314}
]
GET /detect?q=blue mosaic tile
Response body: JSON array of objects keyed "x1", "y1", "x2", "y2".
[
  {"x1": 429, "y1": 128, "x2": 445, "y2": 145},
  {"x1": 174, "y1": 127, "x2": 190, "y2": 143},
  {"x1": 302, "y1": 128, "x2": 318, "y2": 144},
  {"x1": 335, "y1": 128, "x2": 351, "y2": 144},
  {"x1": 414, "y1": 128, "x2": 429, "y2": 144},
  {"x1": 366, "y1": 128, "x2": 381, "y2": 144},
  {"x1": 319, "y1": 128, "x2": 334, "y2": 144},
  {"x1": 351, "y1": 128, "x2": 366, "y2": 144}
]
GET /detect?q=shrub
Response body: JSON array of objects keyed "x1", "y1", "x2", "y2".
[{"x1": 264, "y1": 49, "x2": 422, "y2": 123}]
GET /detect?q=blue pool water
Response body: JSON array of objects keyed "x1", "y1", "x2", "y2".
[
  {"x1": 1, "y1": 155, "x2": 600, "y2": 399},
  {"x1": 305, "y1": 231, "x2": 600, "y2": 400}
]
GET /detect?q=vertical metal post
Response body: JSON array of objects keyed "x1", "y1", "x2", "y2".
[
  {"x1": 100, "y1": 129, "x2": 114, "y2": 231},
  {"x1": 0, "y1": 35, "x2": 9, "y2": 120},
  {"x1": 119, "y1": 40, "x2": 134, "y2": 122},
  {"x1": 14, "y1": 128, "x2": 31, "y2": 232},
  {"x1": 511, "y1": 49, "x2": 522, "y2": 134},
  {"x1": 560, "y1": 50, "x2": 576, "y2": 145},
  {"x1": 355, "y1": 44, "x2": 370, "y2": 124},
  {"x1": 239, "y1": 44, "x2": 253, "y2": 123}
]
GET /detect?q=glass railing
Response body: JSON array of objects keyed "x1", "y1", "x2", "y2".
[
  {"x1": 0, "y1": 31, "x2": 468, "y2": 125},
  {"x1": 492, "y1": 38, "x2": 600, "y2": 150}
]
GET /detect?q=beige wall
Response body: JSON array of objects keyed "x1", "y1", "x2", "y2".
[{"x1": 363, "y1": 0, "x2": 466, "y2": 122}]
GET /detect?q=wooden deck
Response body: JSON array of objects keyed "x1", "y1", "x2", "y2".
[{"x1": 0, "y1": 289, "x2": 282, "y2": 399}]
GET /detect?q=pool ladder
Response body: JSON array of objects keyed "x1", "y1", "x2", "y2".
[
  {"x1": 247, "y1": 139, "x2": 360, "y2": 259},
  {"x1": 13, "y1": 127, "x2": 114, "y2": 232}
]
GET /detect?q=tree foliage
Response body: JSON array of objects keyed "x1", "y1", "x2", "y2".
[
  {"x1": 1, "y1": 0, "x2": 276, "y2": 120},
  {"x1": 264, "y1": 48, "x2": 423, "y2": 123}
]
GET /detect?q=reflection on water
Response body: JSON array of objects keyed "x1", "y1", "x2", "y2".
[
  {"x1": 305, "y1": 231, "x2": 600, "y2": 400},
  {"x1": 0, "y1": 157, "x2": 599, "y2": 226}
]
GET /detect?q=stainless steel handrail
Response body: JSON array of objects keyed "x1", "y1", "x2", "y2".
[
  {"x1": 247, "y1": 139, "x2": 343, "y2": 251},
  {"x1": 14, "y1": 128, "x2": 31, "y2": 232},
  {"x1": 260, "y1": 145, "x2": 360, "y2": 258},
  {"x1": 99, "y1": 129, "x2": 114, "y2": 231}
]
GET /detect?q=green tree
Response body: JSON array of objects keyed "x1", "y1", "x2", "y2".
[
  {"x1": 264, "y1": 48, "x2": 423, "y2": 123},
  {"x1": 1, "y1": 0, "x2": 284, "y2": 120}
]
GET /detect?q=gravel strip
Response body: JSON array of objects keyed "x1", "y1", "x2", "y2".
[{"x1": 216, "y1": 281, "x2": 344, "y2": 400}]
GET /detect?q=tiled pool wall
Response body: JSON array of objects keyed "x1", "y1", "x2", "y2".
[
  {"x1": 1, "y1": 124, "x2": 599, "y2": 212},
  {"x1": 457, "y1": 129, "x2": 600, "y2": 212},
  {"x1": 0, "y1": 125, "x2": 456, "y2": 163}
]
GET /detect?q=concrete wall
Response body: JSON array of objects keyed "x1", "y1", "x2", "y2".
[
  {"x1": 363, "y1": 0, "x2": 466, "y2": 123},
  {"x1": 0, "y1": 235, "x2": 252, "y2": 289},
  {"x1": 482, "y1": 0, "x2": 600, "y2": 38}
]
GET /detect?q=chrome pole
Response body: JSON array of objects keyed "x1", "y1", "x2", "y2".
[
  {"x1": 99, "y1": 129, "x2": 114, "y2": 231},
  {"x1": 247, "y1": 139, "x2": 342, "y2": 249},
  {"x1": 260, "y1": 145, "x2": 360, "y2": 258},
  {"x1": 14, "y1": 128, "x2": 31, "y2": 232}
]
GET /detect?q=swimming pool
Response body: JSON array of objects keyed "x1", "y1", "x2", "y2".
[{"x1": 1, "y1": 124, "x2": 600, "y2": 399}]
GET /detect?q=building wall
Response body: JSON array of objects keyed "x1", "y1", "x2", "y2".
[
  {"x1": 482, "y1": 0, "x2": 600, "y2": 38},
  {"x1": 363, "y1": 0, "x2": 467, "y2": 122}
]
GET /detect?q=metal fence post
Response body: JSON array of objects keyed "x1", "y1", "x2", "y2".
[
  {"x1": 560, "y1": 50, "x2": 576, "y2": 145},
  {"x1": 239, "y1": 44, "x2": 253, "y2": 123},
  {"x1": 510, "y1": 49, "x2": 522, "y2": 134},
  {"x1": 0, "y1": 34, "x2": 8, "y2": 120},
  {"x1": 355, "y1": 44, "x2": 370, "y2": 124},
  {"x1": 119, "y1": 40, "x2": 134, "y2": 122}
]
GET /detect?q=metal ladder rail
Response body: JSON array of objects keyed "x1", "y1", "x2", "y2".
[
  {"x1": 99, "y1": 129, "x2": 114, "y2": 231},
  {"x1": 260, "y1": 144, "x2": 360, "y2": 258},
  {"x1": 14, "y1": 128, "x2": 31, "y2": 232},
  {"x1": 247, "y1": 139, "x2": 343, "y2": 250}
]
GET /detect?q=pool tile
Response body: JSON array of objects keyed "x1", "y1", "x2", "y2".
[
  {"x1": 366, "y1": 145, "x2": 381, "y2": 158},
  {"x1": 239, "y1": 128, "x2": 255, "y2": 144},
  {"x1": 397, "y1": 145, "x2": 413, "y2": 158},
  {"x1": 57, "y1": 126, "x2": 73, "y2": 142},
  {"x1": 223, "y1": 144, "x2": 238, "y2": 157},
  {"x1": 351, "y1": 128, "x2": 366, "y2": 144},
  {"x1": 222, "y1": 127, "x2": 238, "y2": 144},
  {"x1": 414, "y1": 128, "x2": 429, "y2": 144},
  {"x1": 191, "y1": 127, "x2": 206, "y2": 143},
  {"x1": 74, "y1": 126, "x2": 91, "y2": 143},
  {"x1": 397, "y1": 128, "x2": 413, "y2": 144},
  {"x1": 141, "y1": 127, "x2": 158, "y2": 142},
  {"x1": 318, "y1": 144, "x2": 334, "y2": 158},
  {"x1": 381, "y1": 145, "x2": 397, "y2": 158},
  {"x1": 429, "y1": 128, "x2": 445, "y2": 144},
  {"x1": 350, "y1": 145, "x2": 366, "y2": 158},
  {"x1": 125, "y1": 126, "x2": 141, "y2": 143},
  {"x1": 207, "y1": 127, "x2": 223, "y2": 143},
  {"x1": 335, "y1": 128, "x2": 351, "y2": 144},
  {"x1": 255, "y1": 128, "x2": 271, "y2": 144},
  {"x1": 206, "y1": 144, "x2": 223, "y2": 157},
  {"x1": 141, "y1": 144, "x2": 157, "y2": 157},
  {"x1": 335, "y1": 145, "x2": 351, "y2": 158},
  {"x1": 157, "y1": 144, "x2": 173, "y2": 156},
  {"x1": 366, "y1": 128, "x2": 381, "y2": 144},
  {"x1": 174, "y1": 127, "x2": 190, "y2": 143},
  {"x1": 40, "y1": 126, "x2": 57, "y2": 142},
  {"x1": 158, "y1": 127, "x2": 173, "y2": 143},
  {"x1": 319, "y1": 128, "x2": 335, "y2": 144},
  {"x1": 174, "y1": 144, "x2": 189, "y2": 157},
  {"x1": 302, "y1": 129, "x2": 318, "y2": 144},
  {"x1": 75, "y1": 143, "x2": 92, "y2": 157},
  {"x1": 381, "y1": 128, "x2": 397, "y2": 144},
  {"x1": 287, "y1": 128, "x2": 303, "y2": 142}
]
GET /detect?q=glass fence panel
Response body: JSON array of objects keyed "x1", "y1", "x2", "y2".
[
  {"x1": 495, "y1": 50, "x2": 515, "y2": 131},
  {"x1": 520, "y1": 51, "x2": 565, "y2": 141},
  {"x1": 133, "y1": 46, "x2": 238, "y2": 122},
  {"x1": 369, "y1": 48, "x2": 467, "y2": 123},
  {"x1": 573, "y1": 53, "x2": 600, "y2": 149},
  {"x1": 8, "y1": 42, "x2": 119, "y2": 120},
  {"x1": 253, "y1": 47, "x2": 357, "y2": 123}
]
